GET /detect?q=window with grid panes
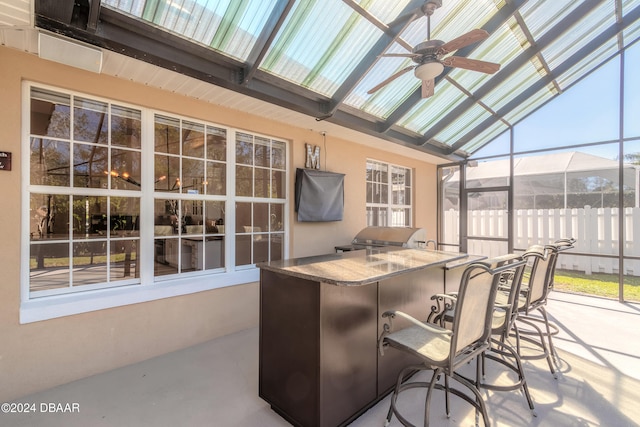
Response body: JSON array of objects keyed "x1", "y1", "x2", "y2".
[
  {"x1": 23, "y1": 84, "x2": 288, "y2": 321},
  {"x1": 366, "y1": 159, "x2": 412, "y2": 227},
  {"x1": 234, "y1": 132, "x2": 286, "y2": 267},
  {"x1": 28, "y1": 87, "x2": 142, "y2": 296}
]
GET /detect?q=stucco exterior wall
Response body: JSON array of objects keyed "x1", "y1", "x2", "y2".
[{"x1": 0, "y1": 45, "x2": 437, "y2": 402}]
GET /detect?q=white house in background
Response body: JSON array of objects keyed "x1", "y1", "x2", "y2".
[{"x1": 443, "y1": 151, "x2": 640, "y2": 209}]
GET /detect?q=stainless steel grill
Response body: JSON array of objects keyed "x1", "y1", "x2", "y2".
[{"x1": 335, "y1": 226, "x2": 427, "y2": 252}]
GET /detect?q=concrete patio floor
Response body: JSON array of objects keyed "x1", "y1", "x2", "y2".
[{"x1": 3, "y1": 291, "x2": 639, "y2": 427}]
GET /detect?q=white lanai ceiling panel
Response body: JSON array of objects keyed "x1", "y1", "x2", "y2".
[
  {"x1": 1, "y1": 27, "x2": 38, "y2": 52},
  {"x1": 0, "y1": 0, "x2": 31, "y2": 27},
  {"x1": 101, "y1": 50, "x2": 164, "y2": 83}
]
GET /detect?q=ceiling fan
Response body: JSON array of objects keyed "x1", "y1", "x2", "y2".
[{"x1": 367, "y1": 0, "x2": 500, "y2": 98}]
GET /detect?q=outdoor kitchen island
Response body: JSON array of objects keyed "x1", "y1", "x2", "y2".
[{"x1": 258, "y1": 247, "x2": 467, "y2": 427}]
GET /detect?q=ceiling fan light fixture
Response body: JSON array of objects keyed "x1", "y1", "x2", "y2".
[{"x1": 414, "y1": 62, "x2": 444, "y2": 80}]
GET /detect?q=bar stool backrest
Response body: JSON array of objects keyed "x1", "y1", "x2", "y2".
[
  {"x1": 492, "y1": 254, "x2": 527, "y2": 334},
  {"x1": 522, "y1": 245, "x2": 552, "y2": 312},
  {"x1": 450, "y1": 262, "x2": 514, "y2": 369}
]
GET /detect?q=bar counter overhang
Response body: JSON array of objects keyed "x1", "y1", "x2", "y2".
[{"x1": 257, "y1": 247, "x2": 468, "y2": 427}]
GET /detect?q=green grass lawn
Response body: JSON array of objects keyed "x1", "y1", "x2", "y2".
[{"x1": 553, "y1": 269, "x2": 640, "y2": 302}]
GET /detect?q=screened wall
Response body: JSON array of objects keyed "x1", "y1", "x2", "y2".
[{"x1": 438, "y1": 39, "x2": 640, "y2": 302}]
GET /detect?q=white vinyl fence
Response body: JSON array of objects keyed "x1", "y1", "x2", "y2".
[{"x1": 443, "y1": 207, "x2": 640, "y2": 276}]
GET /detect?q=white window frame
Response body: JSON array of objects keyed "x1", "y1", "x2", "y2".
[
  {"x1": 20, "y1": 82, "x2": 289, "y2": 323},
  {"x1": 366, "y1": 159, "x2": 413, "y2": 227}
]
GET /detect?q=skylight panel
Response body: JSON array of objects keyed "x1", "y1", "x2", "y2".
[
  {"x1": 502, "y1": 85, "x2": 555, "y2": 124},
  {"x1": 624, "y1": 0, "x2": 640, "y2": 15},
  {"x1": 542, "y1": 1, "x2": 614, "y2": 71},
  {"x1": 483, "y1": 61, "x2": 543, "y2": 112},
  {"x1": 352, "y1": 0, "x2": 415, "y2": 24},
  {"x1": 103, "y1": 0, "x2": 279, "y2": 62},
  {"x1": 556, "y1": 39, "x2": 620, "y2": 89},
  {"x1": 397, "y1": 82, "x2": 466, "y2": 134},
  {"x1": 519, "y1": 1, "x2": 582, "y2": 39},
  {"x1": 260, "y1": 1, "x2": 383, "y2": 97},
  {"x1": 624, "y1": 19, "x2": 640, "y2": 47},
  {"x1": 459, "y1": 121, "x2": 508, "y2": 155},
  {"x1": 103, "y1": 0, "x2": 145, "y2": 16},
  {"x1": 343, "y1": 40, "x2": 420, "y2": 118},
  {"x1": 355, "y1": 75, "x2": 420, "y2": 120},
  {"x1": 434, "y1": 103, "x2": 492, "y2": 143}
]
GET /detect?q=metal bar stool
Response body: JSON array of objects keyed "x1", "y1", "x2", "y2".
[
  {"x1": 430, "y1": 254, "x2": 536, "y2": 416},
  {"x1": 378, "y1": 261, "x2": 520, "y2": 427},
  {"x1": 513, "y1": 239, "x2": 576, "y2": 377}
]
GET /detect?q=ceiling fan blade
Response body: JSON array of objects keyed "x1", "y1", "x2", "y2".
[
  {"x1": 438, "y1": 29, "x2": 489, "y2": 55},
  {"x1": 367, "y1": 65, "x2": 415, "y2": 94},
  {"x1": 441, "y1": 56, "x2": 500, "y2": 74},
  {"x1": 380, "y1": 53, "x2": 420, "y2": 58},
  {"x1": 421, "y1": 79, "x2": 434, "y2": 98},
  {"x1": 386, "y1": 11, "x2": 419, "y2": 29}
]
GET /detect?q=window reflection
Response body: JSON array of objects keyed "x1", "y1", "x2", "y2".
[
  {"x1": 28, "y1": 88, "x2": 142, "y2": 295},
  {"x1": 182, "y1": 121, "x2": 205, "y2": 158},
  {"x1": 235, "y1": 202, "x2": 285, "y2": 266},
  {"x1": 111, "y1": 149, "x2": 142, "y2": 190},
  {"x1": 30, "y1": 88, "x2": 70, "y2": 139},
  {"x1": 206, "y1": 127, "x2": 226, "y2": 161},
  {"x1": 74, "y1": 97, "x2": 108, "y2": 145},
  {"x1": 73, "y1": 143, "x2": 109, "y2": 188},
  {"x1": 111, "y1": 105, "x2": 141, "y2": 149},
  {"x1": 29, "y1": 242, "x2": 70, "y2": 292},
  {"x1": 30, "y1": 194, "x2": 70, "y2": 240},
  {"x1": 366, "y1": 160, "x2": 411, "y2": 227},
  {"x1": 30, "y1": 138, "x2": 71, "y2": 186},
  {"x1": 28, "y1": 86, "x2": 288, "y2": 294},
  {"x1": 153, "y1": 197, "x2": 226, "y2": 274}
]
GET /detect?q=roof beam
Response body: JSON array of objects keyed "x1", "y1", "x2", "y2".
[
  {"x1": 379, "y1": 0, "x2": 529, "y2": 134},
  {"x1": 241, "y1": 0, "x2": 295, "y2": 86},
  {"x1": 87, "y1": 0, "x2": 101, "y2": 32},
  {"x1": 36, "y1": 8, "x2": 331, "y2": 114},
  {"x1": 421, "y1": 0, "x2": 604, "y2": 144},
  {"x1": 35, "y1": 4, "x2": 466, "y2": 160},
  {"x1": 320, "y1": 0, "x2": 426, "y2": 118},
  {"x1": 326, "y1": 109, "x2": 464, "y2": 160},
  {"x1": 449, "y1": 3, "x2": 640, "y2": 152}
]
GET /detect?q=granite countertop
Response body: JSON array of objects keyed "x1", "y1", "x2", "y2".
[
  {"x1": 444, "y1": 254, "x2": 487, "y2": 270},
  {"x1": 257, "y1": 247, "x2": 467, "y2": 286}
]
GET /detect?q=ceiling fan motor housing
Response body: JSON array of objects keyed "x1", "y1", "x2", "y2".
[
  {"x1": 412, "y1": 39, "x2": 445, "y2": 63},
  {"x1": 422, "y1": 0, "x2": 443, "y2": 16}
]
